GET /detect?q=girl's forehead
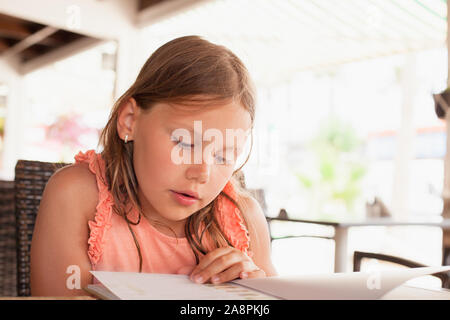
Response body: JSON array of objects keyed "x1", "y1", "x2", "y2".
[
  {"x1": 167, "y1": 98, "x2": 240, "y2": 113},
  {"x1": 150, "y1": 100, "x2": 251, "y2": 130}
]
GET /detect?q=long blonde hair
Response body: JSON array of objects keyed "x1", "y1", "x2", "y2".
[{"x1": 98, "y1": 35, "x2": 256, "y2": 271}]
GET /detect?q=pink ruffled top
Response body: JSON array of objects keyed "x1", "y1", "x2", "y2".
[{"x1": 74, "y1": 149, "x2": 252, "y2": 281}]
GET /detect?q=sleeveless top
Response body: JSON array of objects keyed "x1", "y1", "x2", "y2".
[{"x1": 74, "y1": 150, "x2": 252, "y2": 282}]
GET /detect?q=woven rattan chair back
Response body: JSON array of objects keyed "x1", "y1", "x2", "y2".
[
  {"x1": 0, "y1": 180, "x2": 16, "y2": 296},
  {"x1": 15, "y1": 160, "x2": 70, "y2": 296}
]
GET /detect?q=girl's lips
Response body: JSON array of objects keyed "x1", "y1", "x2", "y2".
[{"x1": 170, "y1": 190, "x2": 199, "y2": 206}]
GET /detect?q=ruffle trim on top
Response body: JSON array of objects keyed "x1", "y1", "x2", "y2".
[
  {"x1": 215, "y1": 181, "x2": 253, "y2": 258},
  {"x1": 74, "y1": 149, "x2": 113, "y2": 267}
]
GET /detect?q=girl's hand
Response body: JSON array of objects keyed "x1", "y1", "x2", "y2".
[{"x1": 189, "y1": 246, "x2": 266, "y2": 284}]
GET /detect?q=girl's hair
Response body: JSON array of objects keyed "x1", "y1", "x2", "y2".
[{"x1": 98, "y1": 35, "x2": 256, "y2": 272}]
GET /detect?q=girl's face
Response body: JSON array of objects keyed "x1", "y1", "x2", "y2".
[{"x1": 121, "y1": 98, "x2": 252, "y2": 234}]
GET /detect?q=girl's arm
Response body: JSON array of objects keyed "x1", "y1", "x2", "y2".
[{"x1": 30, "y1": 163, "x2": 98, "y2": 297}]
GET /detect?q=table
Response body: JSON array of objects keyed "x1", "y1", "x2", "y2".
[
  {"x1": 1, "y1": 287, "x2": 450, "y2": 299},
  {"x1": 381, "y1": 284, "x2": 450, "y2": 300},
  {"x1": 0, "y1": 296, "x2": 96, "y2": 300},
  {"x1": 266, "y1": 216, "x2": 450, "y2": 273}
]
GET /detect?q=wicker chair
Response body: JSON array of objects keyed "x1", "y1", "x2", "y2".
[
  {"x1": 0, "y1": 180, "x2": 16, "y2": 296},
  {"x1": 14, "y1": 160, "x2": 70, "y2": 296}
]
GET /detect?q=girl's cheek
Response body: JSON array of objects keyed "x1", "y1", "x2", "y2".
[{"x1": 165, "y1": 144, "x2": 182, "y2": 168}]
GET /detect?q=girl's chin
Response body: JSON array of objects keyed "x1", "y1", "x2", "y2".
[{"x1": 162, "y1": 204, "x2": 200, "y2": 220}]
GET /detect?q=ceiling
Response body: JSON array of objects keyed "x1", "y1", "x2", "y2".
[
  {"x1": 142, "y1": 0, "x2": 448, "y2": 85},
  {"x1": 0, "y1": 0, "x2": 447, "y2": 82},
  {"x1": 0, "y1": 0, "x2": 173, "y2": 72},
  {"x1": 139, "y1": 0, "x2": 168, "y2": 11},
  {"x1": 0, "y1": 13, "x2": 89, "y2": 64}
]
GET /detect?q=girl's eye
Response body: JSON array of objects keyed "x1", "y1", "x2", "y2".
[
  {"x1": 175, "y1": 138, "x2": 193, "y2": 149},
  {"x1": 173, "y1": 137, "x2": 234, "y2": 165},
  {"x1": 215, "y1": 155, "x2": 226, "y2": 164},
  {"x1": 180, "y1": 142, "x2": 194, "y2": 149},
  {"x1": 214, "y1": 153, "x2": 234, "y2": 165}
]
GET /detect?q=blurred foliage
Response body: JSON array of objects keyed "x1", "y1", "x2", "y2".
[
  {"x1": 295, "y1": 117, "x2": 367, "y2": 219},
  {"x1": 0, "y1": 117, "x2": 4, "y2": 137},
  {"x1": 45, "y1": 113, "x2": 100, "y2": 162}
]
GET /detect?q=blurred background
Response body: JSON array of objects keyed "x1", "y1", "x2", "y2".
[{"x1": 0, "y1": 0, "x2": 449, "y2": 287}]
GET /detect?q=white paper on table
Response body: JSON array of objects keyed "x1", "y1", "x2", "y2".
[
  {"x1": 90, "y1": 271, "x2": 277, "y2": 300},
  {"x1": 230, "y1": 266, "x2": 450, "y2": 300},
  {"x1": 91, "y1": 266, "x2": 450, "y2": 300}
]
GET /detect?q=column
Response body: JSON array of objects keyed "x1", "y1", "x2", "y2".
[
  {"x1": 391, "y1": 54, "x2": 417, "y2": 220},
  {"x1": 441, "y1": 0, "x2": 450, "y2": 263}
]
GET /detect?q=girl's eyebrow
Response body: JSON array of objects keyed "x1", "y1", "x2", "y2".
[
  {"x1": 167, "y1": 121, "x2": 197, "y2": 132},
  {"x1": 167, "y1": 123, "x2": 202, "y2": 139}
]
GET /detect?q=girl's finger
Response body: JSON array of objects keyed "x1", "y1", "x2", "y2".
[
  {"x1": 240, "y1": 267, "x2": 266, "y2": 279},
  {"x1": 210, "y1": 260, "x2": 256, "y2": 284},
  {"x1": 189, "y1": 247, "x2": 234, "y2": 280},
  {"x1": 192, "y1": 251, "x2": 244, "y2": 283}
]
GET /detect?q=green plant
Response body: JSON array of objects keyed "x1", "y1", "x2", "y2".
[
  {"x1": 0, "y1": 117, "x2": 4, "y2": 137},
  {"x1": 295, "y1": 117, "x2": 367, "y2": 219}
]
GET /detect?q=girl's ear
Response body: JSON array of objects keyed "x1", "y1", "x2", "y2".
[{"x1": 117, "y1": 97, "x2": 140, "y2": 142}]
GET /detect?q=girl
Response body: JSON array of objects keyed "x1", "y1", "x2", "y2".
[{"x1": 30, "y1": 35, "x2": 277, "y2": 297}]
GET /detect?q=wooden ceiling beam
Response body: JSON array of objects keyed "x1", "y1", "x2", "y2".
[
  {"x1": 0, "y1": 19, "x2": 33, "y2": 39},
  {"x1": 20, "y1": 46, "x2": 47, "y2": 61},
  {"x1": 0, "y1": 39, "x2": 10, "y2": 52},
  {"x1": 139, "y1": 0, "x2": 167, "y2": 11},
  {"x1": 136, "y1": 0, "x2": 210, "y2": 28},
  {"x1": 20, "y1": 36, "x2": 103, "y2": 75},
  {"x1": 1, "y1": 26, "x2": 58, "y2": 59}
]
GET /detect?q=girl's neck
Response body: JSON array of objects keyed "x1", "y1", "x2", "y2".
[
  {"x1": 136, "y1": 190, "x2": 187, "y2": 239},
  {"x1": 150, "y1": 219, "x2": 186, "y2": 239}
]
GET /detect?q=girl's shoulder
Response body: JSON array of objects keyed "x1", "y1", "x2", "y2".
[
  {"x1": 235, "y1": 192, "x2": 266, "y2": 227},
  {"x1": 46, "y1": 162, "x2": 99, "y2": 222},
  {"x1": 223, "y1": 181, "x2": 265, "y2": 224}
]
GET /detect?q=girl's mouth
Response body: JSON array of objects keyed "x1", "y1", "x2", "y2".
[{"x1": 170, "y1": 190, "x2": 199, "y2": 206}]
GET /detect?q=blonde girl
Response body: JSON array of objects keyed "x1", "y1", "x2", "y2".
[{"x1": 30, "y1": 35, "x2": 277, "y2": 297}]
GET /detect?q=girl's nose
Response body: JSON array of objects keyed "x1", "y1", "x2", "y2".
[
  {"x1": 186, "y1": 160, "x2": 211, "y2": 183},
  {"x1": 186, "y1": 152, "x2": 212, "y2": 183},
  {"x1": 185, "y1": 148, "x2": 217, "y2": 183}
]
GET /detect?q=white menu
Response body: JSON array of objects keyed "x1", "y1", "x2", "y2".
[{"x1": 88, "y1": 266, "x2": 450, "y2": 300}]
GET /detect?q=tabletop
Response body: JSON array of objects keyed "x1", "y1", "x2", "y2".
[
  {"x1": 267, "y1": 215, "x2": 450, "y2": 228},
  {"x1": 0, "y1": 296, "x2": 97, "y2": 300},
  {"x1": 2, "y1": 285, "x2": 450, "y2": 300}
]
